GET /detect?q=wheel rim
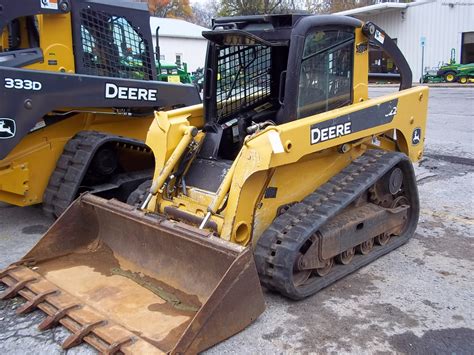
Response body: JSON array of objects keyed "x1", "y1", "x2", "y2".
[
  {"x1": 375, "y1": 233, "x2": 391, "y2": 246},
  {"x1": 358, "y1": 238, "x2": 374, "y2": 255},
  {"x1": 293, "y1": 269, "x2": 312, "y2": 286},
  {"x1": 336, "y1": 247, "x2": 355, "y2": 265},
  {"x1": 446, "y1": 73, "x2": 454, "y2": 82},
  {"x1": 316, "y1": 258, "x2": 333, "y2": 277},
  {"x1": 293, "y1": 254, "x2": 312, "y2": 287},
  {"x1": 390, "y1": 196, "x2": 410, "y2": 236},
  {"x1": 460, "y1": 77, "x2": 467, "y2": 84}
]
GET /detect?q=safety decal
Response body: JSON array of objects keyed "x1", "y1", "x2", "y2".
[
  {"x1": 374, "y1": 29, "x2": 385, "y2": 44},
  {"x1": 41, "y1": 0, "x2": 58, "y2": 10}
]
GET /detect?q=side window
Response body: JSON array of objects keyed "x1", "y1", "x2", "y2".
[
  {"x1": 79, "y1": 9, "x2": 152, "y2": 80},
  {"x1": 297, "y1": 30, "x2": 354, "y2": 118},
  {"x1": 111, "y1": 17, "x2": 146, "y2": 67},
  {"x1": 81, "y1": 26, "x2": 97, "y2": 67}
]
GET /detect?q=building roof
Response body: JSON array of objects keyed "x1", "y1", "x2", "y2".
[
  {"x1": 149, "y1": 17, "x2": 209, "y2": 40},
  {"x1": 335, "y1": 1, "x2": 431, "y2": 17}
]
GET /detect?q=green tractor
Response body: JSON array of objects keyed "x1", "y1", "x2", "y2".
[
  {"x1": 153, "y1": 26, "x2": 195, "y2": 84},
  {"x1": 423, "y1": 48, "x2": 473, "y2": 84},
  {"x1": 455, "y1": 63, "x2": 474, "y2": 84},
  {"x1": 436, "y1": 62, "x2": 462, "y2": 82},
  {"x1": 157, "y1": 60, "x2": 194, "y2": 84},
  {"x1": 435, "y1": 48, "x2": 459, "y2": 82},
  {"x1": 119, "y1": 52, "x2": 194, "y2": 84},
  {"x1": 422, "y1": 69, "x2": 445, "y2": 84}
]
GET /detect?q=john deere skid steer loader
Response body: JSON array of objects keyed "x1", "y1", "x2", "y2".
[
  {"x1": 1, "y1": 14, "x2": 428, "y2": 353},
  {"x1": 0, "y1": 0, "x2": 200, "y2": 216}
]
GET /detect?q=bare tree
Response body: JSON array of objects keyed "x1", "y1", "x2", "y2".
[
  {"x1": 305, "y1": 0, "x2": 382, "y2": 14},
  {"x1": 192, "y1": 0, "x2": 219, "y2": 27},
  {"x1": 218, "y1": 0, "x2": 297, "y2": 16}
]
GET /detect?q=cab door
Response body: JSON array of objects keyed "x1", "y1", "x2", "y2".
[{"x1": 296, "y1": 28, "x2": 355, "y2": 119}]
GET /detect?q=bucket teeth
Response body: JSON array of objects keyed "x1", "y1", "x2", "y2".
[
  {"x1": 0, "y1": 266, "x2": 19, "y2": 279},
  {"x1": 62, "y1": 320, "x2": 107, "y2": 350},
  {"x1": 1, "y1": 195, "x2": 266, "y2": 353},
  {"x1": 103, "y1": 336, "x2": 135, "y2": 355},
  {"x1": 16, "y1": 290, "x2": 58, "y2": 315},
  {"x1": 0, "y1": 277, "x2": 36, "y2": 300},
  {"x1": 38, "y1": 304, "x2": 81, "y2": 331}
]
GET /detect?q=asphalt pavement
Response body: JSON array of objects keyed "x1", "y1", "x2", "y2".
[{"x1": 0, "y1": 87, "x2": 473, "y2": 354}]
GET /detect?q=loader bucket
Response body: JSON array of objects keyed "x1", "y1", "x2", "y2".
[{"x1": 0, "y1": 194, "x2": 265, "y2": 354}]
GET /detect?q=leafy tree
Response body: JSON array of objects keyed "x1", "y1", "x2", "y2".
[
  {"x1": 217, "y1": 0, "x2": 305, "y2": 16},
  {"x1": 214, "y1": 0, "x2": 388, "y2": 17},
  {"x1": 219, "y1": 0, "x2": 278, "y2": 16}
]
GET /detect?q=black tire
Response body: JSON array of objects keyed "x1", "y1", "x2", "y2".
[
  {"x1": 126, "y1": 180, "x2": 152, "y2": 206},
  {"x1": 444, "y1": 71, "x2": 456, "y2": 83},
  {"x1": 43, "y1": 131, "x2": 151, "y2": 218},
  {"x1": 458, "y1": 76, "x2": 468, "y2": 84}
]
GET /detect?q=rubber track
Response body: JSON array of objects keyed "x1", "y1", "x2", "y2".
[
  {"x1": 126, "y1": 179, "x2": 152, "y2": 206},
  {"x1": 254, "y1": 149, "x2": 419, "y2": 300},
  {"x1": 42, "y1": 131, "x2": 146, "y2": 218}
]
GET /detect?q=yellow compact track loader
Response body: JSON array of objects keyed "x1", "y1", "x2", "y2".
[
  {"x1": 0, "y1": 0, "x2": 200, "y2": 216},
  {"x1": 1, "y1": 14, "x2": 428, "y2": 353}
]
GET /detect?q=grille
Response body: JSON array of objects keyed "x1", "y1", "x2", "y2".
[
  {"x1": 216, "y1": 45, "x2": 271, "y2": 122},
  {"x1": 79, "y1": 9, "x2": 153, "y2": 80}
]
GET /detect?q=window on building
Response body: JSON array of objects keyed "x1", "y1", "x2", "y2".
[
  {"x1": 176, "y1": 53, "x2": 182, "y2": 66},
  {"x1": 297, "y1": 29, "x2": 354, "y2": 118},
  {"x1": 369, "y1": 39, "x2": 399, "y2": 74}
]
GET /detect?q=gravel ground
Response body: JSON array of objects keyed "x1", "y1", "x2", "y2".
[{"x1": 0, "y1": 87, "x2": 473, "y2": 354}]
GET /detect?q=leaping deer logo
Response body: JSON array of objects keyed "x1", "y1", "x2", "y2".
[
  {"x1": 412, "y1": 128, "x2": 421, "y2": 145},
  {"x1": 0, "y1": 118, "x2": 15, "y2": 139}
]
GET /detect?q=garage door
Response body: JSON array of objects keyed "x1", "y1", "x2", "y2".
[{"x1": 461, "y1": 32, "x2": 474, "y2": 64}]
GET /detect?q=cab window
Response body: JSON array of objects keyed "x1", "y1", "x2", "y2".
[
  {"x1": 297, "y1": 29, "x2": 354, "y2": 118},
  {"x1": 79, "y1": 10, "x2": 152, "y2": 80}
]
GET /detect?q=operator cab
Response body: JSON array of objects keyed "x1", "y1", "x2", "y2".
[
  {"x1": 199, "y1": 14, "x2": 360, "y2": 162},
  {"x1": 0, "y1": 0, "x2": 157, "y2": 79},
  {"x1": 185, "y1": 14, "x2": 411, "y2": 193}
]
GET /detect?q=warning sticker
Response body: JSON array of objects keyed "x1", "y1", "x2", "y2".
[
  {"x1": 41, "y1": 0, "x2": 58, "y2": 10},
  {"x1": 374, "y1": 29, "x2": 385, "y2": 44}
]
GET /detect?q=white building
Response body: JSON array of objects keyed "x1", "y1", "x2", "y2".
[
  {"x1": 336, "y1": 0, "x2": 474, "y2": 81},
  {"x1": 149, "y1": 17, "x2": 209, "y2": 72}
]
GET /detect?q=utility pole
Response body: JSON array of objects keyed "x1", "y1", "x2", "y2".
[{"x1": 420, "y1": 36, "x2": 426, "y2": 83}]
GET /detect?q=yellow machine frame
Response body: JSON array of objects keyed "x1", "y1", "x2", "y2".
[
  {"x1": 143, "y1": 27, "x2": 428, "y2": 247},
  {"x1": 0, "y1": 112, "x2": 153, "y2": 206},
  {"x1": 0, "y1": 16, "x2": 430, "y2": 354},
  {"x1": 0, "y1": 4, "x2": 199, "y2": 208}
]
